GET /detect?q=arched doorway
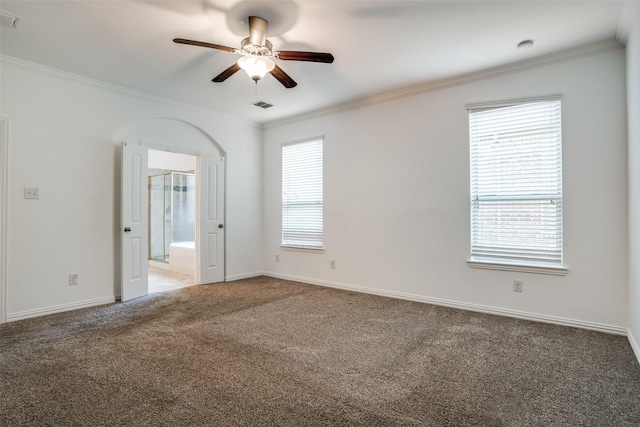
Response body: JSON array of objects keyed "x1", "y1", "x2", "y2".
[{"x1": 114, "y1": 119, "x2": 225, "y2": 301}]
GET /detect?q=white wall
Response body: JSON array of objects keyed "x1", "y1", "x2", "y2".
[
  {"x1": 263, "y1": 47, "x2": 629, "y2": 332},
  {"x1": 627, "y1": 7, "x2": 640, "y2": 358},
  {"x1": 148, "y1": 150, "x2": 196, "y2": 172},
  {"x1": 1, "y1": 40, "x2": 632, "y2": 336},
  {"x1": 0, "y1": 57, "x2": 263, "y2": 320}
]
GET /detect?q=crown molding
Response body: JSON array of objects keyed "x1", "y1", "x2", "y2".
[
  {"x1": 0, "y1": 55, "x2": 262, "y2": 129},
  {"x1": 1, "y1": 37, "x2": 625, "y2": 133},
  {"x1": 264, "y1": 39, "x2": 623, "y2": 129}
]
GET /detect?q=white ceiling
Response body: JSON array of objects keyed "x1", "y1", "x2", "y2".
[{"x1": 0, "y1": 1, "x2": 634, "y2": 124}]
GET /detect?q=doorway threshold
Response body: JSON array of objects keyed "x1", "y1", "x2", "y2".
[{"x1": 148, "y1": 263, "x2": 194, "y2": 294}]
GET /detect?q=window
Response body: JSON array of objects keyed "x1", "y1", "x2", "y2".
[
  {"x1": 468, "y1": 98, "x2": 564, "y2": 273},
  {"x1": 282, "y1": 138, "x2": 323, "y2": 249}
]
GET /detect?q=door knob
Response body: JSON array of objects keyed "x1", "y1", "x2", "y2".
[
  {"x1": 218, "y1": 224, "x2": 224, "y2": 229},
  {"x1": 124, "y1": 227, "x2": 131, "y2": 232}
]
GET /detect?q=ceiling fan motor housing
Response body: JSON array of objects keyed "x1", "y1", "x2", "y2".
[{"x1": 240, "y1": 38, "x2": 273, "y2": 57}]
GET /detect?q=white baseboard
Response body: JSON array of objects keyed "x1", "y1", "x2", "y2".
[
  {"x1": 225, "y1": 271, "x2": 266, "y2": 282},
  {"x1": 629, "y1": 329, "x2": 640, "y2": 365},
  {"x1": 265, "y1": 272, "x2": 628, "y2": 336},
  {"x1": 6, "y1": 296, "x2": 116, "y2": 322}
]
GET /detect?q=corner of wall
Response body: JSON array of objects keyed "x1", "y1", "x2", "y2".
[
  {"x1": 0, "y1": 117, "x2": 9, "y2": 324},
  {"x1": 626, "y1": 2, "x2": 640, "y2": 365}
]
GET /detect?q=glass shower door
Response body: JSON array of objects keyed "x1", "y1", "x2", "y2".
[
  {"x1": 148, "y1": 175, "x2": 167, "y2": 262},
  {"x1": 149, "y1": 174, "x2": 171, "y2": 262},
  {"x1": 148, "y1": 172, "x2": 195, "y2": 263},
  {"x1": 171, "y1": 172, "x2": 195, "y2": 243}
]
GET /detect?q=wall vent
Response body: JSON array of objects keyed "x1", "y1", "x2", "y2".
[{"x1": 252, "y1": 101, "x2": 273, "y2": 109}]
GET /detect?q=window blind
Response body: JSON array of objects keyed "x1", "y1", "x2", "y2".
[
  {"x1": 282, "y1": 138, "x2": 323, "y2": 249},
  {"x1": 469, "y1": 99, "x2": 563, "y2": 266}
]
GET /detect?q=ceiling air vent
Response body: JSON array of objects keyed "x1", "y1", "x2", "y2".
[{"x1": 252, "y1": 101, "x2": 273, "y2": 109}]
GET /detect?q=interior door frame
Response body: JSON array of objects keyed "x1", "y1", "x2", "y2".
[{"x1": 140, "y1": 141, "x2": 226, "y2": 287}]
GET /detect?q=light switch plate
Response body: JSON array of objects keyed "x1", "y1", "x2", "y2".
[
  {"x1": 513, "y1": 280, "x2": 523, "y2": 292},
  {"x1": 24, "y1": 187, "x2": 40, "y2": 199}
]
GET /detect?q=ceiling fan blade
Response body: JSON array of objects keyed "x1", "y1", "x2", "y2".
[
  {"x1": 248, "y1": 16, "x2": 268, "y2": 46},
  {"x1": 275, "y1": 51, "x2": 334, "y2": 63},
  {"x1": 173, "y1": 38, "x2": 236, "y2": 53},
  {"x1": 212, "y1": 63, "x2": 241, "y2": 82},
  {"x1": 270, "y1": 65, "x2": 297, "y2": 88}
]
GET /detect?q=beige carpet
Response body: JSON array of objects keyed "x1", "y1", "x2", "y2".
[{"x1": 1, "y1": 276, "x2": 639, "y2": 426}]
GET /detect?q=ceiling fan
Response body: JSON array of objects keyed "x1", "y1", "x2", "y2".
[{"x1": 174, "y1": 16, "x2": 334, "y2": 88}]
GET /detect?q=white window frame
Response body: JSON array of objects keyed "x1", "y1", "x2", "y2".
[
  {"x1": 281, "y1": 137, "x2": 324, "y2": 251},
  {"x1": 467, "y1": 96, "x2": 567, "y2": 275}
]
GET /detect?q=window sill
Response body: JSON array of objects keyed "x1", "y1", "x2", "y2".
[
  {"x1": 467, "y1": 259, "x2": 567, "y2": 276},
  {"x1": 281, "y1": 245, "x2": 325, "y2": 254}
]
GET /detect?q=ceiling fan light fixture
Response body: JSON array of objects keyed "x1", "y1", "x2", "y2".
[{"x1": 237, "y1": 55, "x2": 275, "y2": 82}]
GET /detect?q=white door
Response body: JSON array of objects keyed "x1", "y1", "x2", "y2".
[
  {"x1": 121, "y1": 141, "x2": 148, "y2": 301},
  {"x1": 197, "y1": 153, "x2": 225, "y2": 284}
]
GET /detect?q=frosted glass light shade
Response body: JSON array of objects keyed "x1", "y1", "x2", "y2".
[{"x1": 237, "y1": 56, "x2": 275, "y2": 81}]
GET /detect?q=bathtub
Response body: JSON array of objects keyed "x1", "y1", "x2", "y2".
[{"x1": 169, "y1": 241, "x2": 195, "y2": 276}]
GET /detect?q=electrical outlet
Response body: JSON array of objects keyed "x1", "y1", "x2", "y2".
[
  {"x1": 275, "y1": 254, "x2": 280, "y2": 262},
  {"x1": 69, "y1": 274, "x2": 78, "y2": 286},
  {"x1": 330, "y1": 260, "x2": 336, "y2": 269},
  {"x1": 513, "y1": 280, "x2": 523, "y2": 292},
  {"x1": 24, "y1": 187, "x2": 40, "y2": 199}
]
